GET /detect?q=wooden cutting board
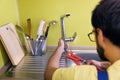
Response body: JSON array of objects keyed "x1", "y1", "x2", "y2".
[{"x1": 0, "y1": 23, "x2": 25, "y2": 66}]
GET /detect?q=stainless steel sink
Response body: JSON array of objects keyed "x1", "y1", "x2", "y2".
[{"x1": 0, "y1": 50, "x2": 101, "y2": 80}]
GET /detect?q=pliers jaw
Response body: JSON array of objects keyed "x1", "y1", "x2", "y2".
[{"x1": 66, "y1": 50, "x2": 86, "y2": 65}]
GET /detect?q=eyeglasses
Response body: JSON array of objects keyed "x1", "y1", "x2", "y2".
[{"x1": 88, "y1": 30, "x2": 96, "y2": 42}]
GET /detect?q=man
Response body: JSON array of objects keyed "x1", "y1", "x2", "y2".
[{"x1": 45, "y1": 0, "x2": 120, "y2": 80}]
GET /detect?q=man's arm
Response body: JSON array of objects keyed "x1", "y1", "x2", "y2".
[{"x1": 44, "y1": 39, "x2": 64, "y2": 80}]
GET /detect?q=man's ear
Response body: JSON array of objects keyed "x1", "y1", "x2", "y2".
[{"x1": 97, "y1": 28, "x2": 106, "y2": 48}]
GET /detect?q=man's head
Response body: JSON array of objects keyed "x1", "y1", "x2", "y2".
[{"x1": 91, "y1": 0, "x2": 120, "y2": 61}]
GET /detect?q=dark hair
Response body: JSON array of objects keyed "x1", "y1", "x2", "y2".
[{"x1": 92, "y1": 0, "x2": 120, "y2": 47}]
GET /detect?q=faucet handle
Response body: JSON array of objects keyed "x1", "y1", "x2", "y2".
[
  {"x1": 65, "y1": 32, "x2": 77, "y2": 42},
  {"x1": 72, "y1": 32, "x2": 77, "y2": 40}
]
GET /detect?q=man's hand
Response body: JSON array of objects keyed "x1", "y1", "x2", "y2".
[
  {"x1": 86, "y1": 60, "x2": 111, "y2": 70},
  {"x1": 58, "y1": 39, "x2": 65, "y2": 52}
]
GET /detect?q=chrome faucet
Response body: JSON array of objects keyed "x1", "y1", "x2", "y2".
[{"x1": 60, "y1": 13, "x2": 77, "y2": 52}]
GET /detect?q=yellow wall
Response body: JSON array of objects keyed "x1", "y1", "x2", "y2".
[
  {"x1": 18, "y1": 0, "x2": 100, "y2": 46},
  {"x1": 0, "y1": 0, "x2": 19, "y2": 67},
  {"x1": 0, "y1": 0, "x2": 19, "y2": 26}
]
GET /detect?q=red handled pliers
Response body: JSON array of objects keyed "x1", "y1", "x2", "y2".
[{"x1": 66, "y1": 50, "x2": 103, "y2": 71}]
